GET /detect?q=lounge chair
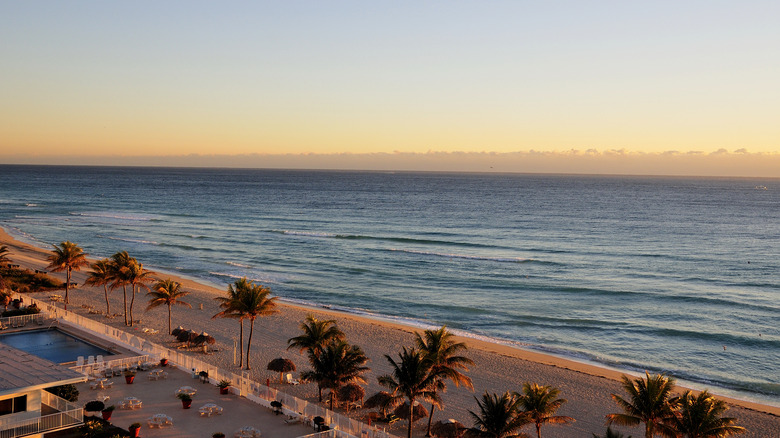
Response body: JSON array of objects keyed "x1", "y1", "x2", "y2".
[{"x1": 285, "y1": 373, "x2": 300, "y2": 385}]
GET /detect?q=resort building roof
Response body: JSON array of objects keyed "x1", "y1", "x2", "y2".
[{"x1": 0, "y1": 344, "x2": 86, "y2": 395}]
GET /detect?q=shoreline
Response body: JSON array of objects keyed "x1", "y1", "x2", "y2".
[{"x1": 2, "y1": 226, "x2": 778, "y2": 436}]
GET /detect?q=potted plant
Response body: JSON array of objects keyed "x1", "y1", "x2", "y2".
[
  {"x1": 101, "y1": 404, "x2": 115, "y2": 421},
  {"x1": 270, "y1": 400, "x2": 283, "y2": 415},
  {"x1": 177, "y1": 392, "x2": 193, "y2": 409},
  {"x1": 159, "y1": 358, "x2": 169, "y2": 367},
  {"x1": 84, "y1": 400, "x2": 105, "y2": 414},
  {"x1": 217, "y1": 379, "x2": 231, "y2": 395},
  {"x1": 124, "y1": 370, "x2": 136, "y2": 384},
  {"x1": 212, "y1": 433, "x2": 226, "y2": 438},
  {"x1": 128, "y1": 422, "x2": 142, "y2": 438}
]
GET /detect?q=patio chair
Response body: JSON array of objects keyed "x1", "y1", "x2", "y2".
[
  {"x1": 285, "y1": 373, "x2": 300, "y2": 385},
  {"x1": 76, "y1": 356, "x2": 85, "y2": 367}
]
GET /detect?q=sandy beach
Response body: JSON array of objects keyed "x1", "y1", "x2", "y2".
[{"x1": 2, "y1": 228, "x2": 778, "y2": 437}]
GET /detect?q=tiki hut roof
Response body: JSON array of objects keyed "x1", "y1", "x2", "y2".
[
  {"x1": 337, "y1": 382, "x2": 365, "y2": 403},
  {"x1": 363, "y1": 391, "x2": 392, "y2": 410},
  {"x1": 393, "y1": 401, "x2": 428, "y2": 422},
  {"x1": 431, "y1": 419, "x2": 466, "y2": 438},
  {"x1": 171, "y1": 326, "x2": 185, "y2": 336},
  {"x1": 193, "y1": 332, "x2": 216, "y2": 345},
  {"x1": 266, "y1": 357, "x2": 296, "y2": 373}
]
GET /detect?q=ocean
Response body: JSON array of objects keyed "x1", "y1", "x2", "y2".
[{"x1": 1, "y1": 165, "x2": 778, "y2": 406}]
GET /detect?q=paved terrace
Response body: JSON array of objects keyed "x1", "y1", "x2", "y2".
[{"x1": 75, "y1": 364, "x2": 314, "y2": 438}]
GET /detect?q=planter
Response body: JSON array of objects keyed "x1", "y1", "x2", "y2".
[
  {"x1": 219, "y1": 387, "x2": 229, "y2": 395},
  {"x1": 125, "y1": 375, "x2": 135, "y2": 384},
  {"x1": 129, "y1": 426, "x2": 141, "y2": 438},
  {"x1": 181, "y1": 399, "x2": 192, "y2": 409},
  {"x1": 160, "y1": 358, "x2": 169, "y2": 367},
  {"x1": 101, "y1": 410, "x2": 113, "y2": 421}
]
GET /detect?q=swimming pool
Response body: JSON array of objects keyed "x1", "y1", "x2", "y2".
[{"x1": 0, "y1": 328, "x2": 113, "y2": 364}]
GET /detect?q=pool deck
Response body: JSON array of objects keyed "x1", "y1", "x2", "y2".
[{"x1": 75, "y1": 363, "x2": 315, "y2": 438}]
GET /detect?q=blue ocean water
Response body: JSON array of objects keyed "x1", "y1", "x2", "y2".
[{"x1": 1, "y1": 165, "x2": 778, "y2": 405}]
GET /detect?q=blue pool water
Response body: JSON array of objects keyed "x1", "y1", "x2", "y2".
[{"x1": 0, "y1": 328, "x2": 113, "y2": 364}]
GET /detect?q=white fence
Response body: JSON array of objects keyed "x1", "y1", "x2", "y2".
[
  {"x1": 0, "y1": 392, "x2": 83, "y2": 438},
  {"x1": 23, "y1": 294, "x2": 397, "y2": 438}
]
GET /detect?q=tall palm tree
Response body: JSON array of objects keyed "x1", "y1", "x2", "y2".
[
  {"x1": 468, "y1": 391, "x2": 531, "y2": 438},
  {"x1": 667, "y1": 391, "x2": 745, "y2": 438},
  {"x1": 288, "y1": 314, "x2": 346, "y2": 400},
  {"x1": 0, "y1": 289, "x2": 13, "y2": 312},
  {"x1": 85, "y1": 258, "x2": 114, "y2": 315},
  {"x1": 46, "y1": 241, "x2": 89, "y2": 309},
  {"x1": 378, "y1": 347, "x2": 439, "y2": 438},
  {"x1": 213, "y1": 278, "x2": 252, "y2": 368},
  {"x1": 235, "y1": 283, "x2": 278, "y2": 370},
  {"x1": 123, "y1": 260, "x2": 153, "y2": 327},
  {"x1": 109, "y1": 251, "x2": 134, "y2": 325},
  {"x1": 0, "y1": 245, "x2": 9, "y2": 290},
  {"x1": 287, "y1": 314, "x2": 345, "y2": 357},
  {"x1": 515, "y1": 383, "x2": 574, "y2": 438},
  {"x1": 415, "y1": 326, "x2": 474, "y2": 436},
  {"x1": 302, "y1": 340, "x2": 369, "y2": 409},
  {"x1": 147, "y1": 278, "x2": 191, "y2": 334},
  {"x1": 607, "y1": 372, "x2": 679, "y2": 438}
]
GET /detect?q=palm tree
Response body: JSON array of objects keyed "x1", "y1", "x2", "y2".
[
  {"x1": 109, "y1": 251, "x2": 134, "y2": 325},
  {"x1": 46, "y1": 241, "x2": 89, "y2": 309},
  {"x1": 0, "y1": 289, "x2": 13, "y2": 312},
  {"x1": 147, "y1": 278, "x2": 191, "y2": 334},
  {"x1": 288, "y1": 314, "x2": 346, "y2": 400},
  {"x1": 123, "y1": 260, "x2": 153, "y2": 327},
  {"x1": 378, "y1": 347, "x2": 439, "y2": 438},
  {"x1": 607, "y1": 372, "x2": 679, "y2": 438},
  {"x1": 235, "y1": 282, "x2": 278, "y2": 370},
  {"x1": 667, "y1": 391, "x2": 745, "y2": 438},
  {"x1": 302, "y1": 340, "x2": 369, "y2": 410},
  {"x1": 0, "y1": 245, "x2": 9, "y2": 290},
  {"x1": 415, "y1": 326, "x2": 474, "y2": 436},
  {"x1": 467, "y1": 391, "x2": 531, "y2": 438},
  {"x1": 287, "y1": 314, "x2": 345, "y2": 357},
  {"x1": 515, "y1": 383, "x2": 574, "y2": 438},
  {"x1": 85, "y1": 259, "x2": 114, "y2": 315},
  {"x1": 213, "y1": 278, "x2": 252, "y2": 368}
]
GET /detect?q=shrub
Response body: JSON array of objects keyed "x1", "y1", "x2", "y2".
[{"x1": 46, "y1": 384, "x2": 79, "y2": 402}]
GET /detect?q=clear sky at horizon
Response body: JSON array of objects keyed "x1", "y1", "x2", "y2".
[{"x1": 2, "y1": 1, "x2": 779, "y2": 176}]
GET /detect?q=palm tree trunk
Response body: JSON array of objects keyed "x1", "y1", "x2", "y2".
[
  {"x1": 536, "y1": 423, "x2": 541, "y2": 438},
  {"x1": 103, "y1": 285, "x2": 110, "y2": 315},
  {"x1": 122, "y1": 285, "x2": 128, "y2": 325},
  {"x1": 129, "y1": 285, "x2": 136, "y2": 326},
  {"x1": 645, "y1": 423, "x2": 652, "y2": 438},
  {"x1": 64, "y1": 267, "x2": 71, "y2": 309},
  {"x1": 238, "y1": 320, "x2": 244, "y2": 368},
  {"x1": 408, "y1": 400, "x2": 414, "y2": 438},
  {"x1": 245, "y1": 318, "x2": 255, "y2": 370},
  {"x1": 167, "y1": 304, "x2": 172, "y2": 334},
  {"x1": 425, "y1": 403, "x2": 436, "y2": 436}
]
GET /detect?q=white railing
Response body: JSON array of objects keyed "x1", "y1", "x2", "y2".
[
  {"x1": 0, "y1": 313, "x2": 45, "y2": 329},
  {"x1": 0, "y1": 392, "x2": 83, "y2": 438},
  {"x1": 23, "y1": 295, "x2": 398, "y2": 438}
]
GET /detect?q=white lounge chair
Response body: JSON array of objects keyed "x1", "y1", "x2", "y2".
[
  {"x1": 285, "y1": 373, "x2": 300, "y2": 385},
  {"x1": 76, "y1": 356, "x2": 85, "y2": 367}
]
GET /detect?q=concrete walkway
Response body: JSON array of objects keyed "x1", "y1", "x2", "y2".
[{"x1": 76, "y1": 364, "x2": 315, "y2": 438}]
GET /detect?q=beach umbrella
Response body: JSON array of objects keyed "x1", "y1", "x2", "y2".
[
  {"x1": 364, "y1": 391, "x2": 392, "y2": 417},
  {"x1": 394, "y1": 401, "x2": 428, "y2": 423},
  {"x1": 176, "y1": 329, "x2": 198, "y2": 344},
  {"x1": 193, "y1": 331, "x2": 216, "y2": 345},
  {"x1": 337, "y1": 383, "x2": 365, "y2": 412},
  {"x1": 431, "y1": 419, "x2": 466, "y2": 438},
  {"x1": 171, "y1": 326, "x2": 185, "y2": 336},
  {"x1": 266, "y1": 358, "x2": 296, "y2": 383}
]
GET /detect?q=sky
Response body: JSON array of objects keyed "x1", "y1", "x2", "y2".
[{"x1": 1, "y1": 1, "x2": 779, "y2": 176}]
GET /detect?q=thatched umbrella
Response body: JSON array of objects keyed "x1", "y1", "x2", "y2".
[
  {"x1": 337, "y1": 383, "x2": 365, "y2": 412},
  {"x1": 194, "y1": 332, "x2": 216, "y2": 353},
  {"x1": 176, "y1": 329, "x2": 198, "y2": 344},
  {"x1": 171, "y1": 326, "x2": 185, "y2": 336},
  {"x1": 364, "y1": 391, "x2": 392, "y2": 417},
  {"x1": 394, "y1": 401, "x2": 429, "y2": 423},
  {"x1": 266, "y1": 358, "x2": 296, "y2": 383},
  {"x1": 431, "y1": 419, "x2": 466, "y2": 438}
]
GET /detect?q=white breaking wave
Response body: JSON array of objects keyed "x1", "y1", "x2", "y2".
[{"x1": 389, "y1": 248, "x2": 529, "y2": 263}]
